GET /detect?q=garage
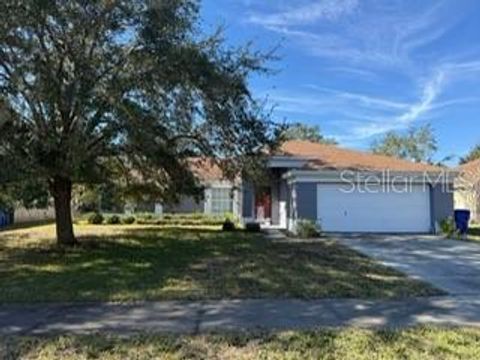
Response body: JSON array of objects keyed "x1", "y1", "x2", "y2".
[{"x1": 317, "y1": 183, "x2": 432, "y2": 233}]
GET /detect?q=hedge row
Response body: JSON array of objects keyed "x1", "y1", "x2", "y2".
[{"x1": 84, "y1": 212, "x2": 233, "y2": 226}]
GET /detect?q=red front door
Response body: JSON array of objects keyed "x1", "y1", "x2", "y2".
[{"x1": 255, "y1": 188, "x2": 271, "y2": 220}]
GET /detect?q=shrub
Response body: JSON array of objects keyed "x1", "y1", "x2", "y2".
[
  {"x1": 106, "y1": 215, "x2": 121, "y2": 225},
  {"x1": 88, "y1": 212, "x2": 104, "y2": 225},
  {"x1": 296, "y1": 219, "x2": 320, "y2": 238},
  {"x1": 245, "y1": 222, "x2": 261, "y2": 232},
  {"x1": 222, "y1": 219, "x2": 236, "y2": 231},
  {"x1": 439, "y1": 217, "x2": 459, "y2": 238},
  {"x1": 122, "y1": 216, "x2": 136, "y2": 224},
  {"x1": 135, "y1": 212, "x2": 227, "y2": 226}
]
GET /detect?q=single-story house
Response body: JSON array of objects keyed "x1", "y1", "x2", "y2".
[
  {"x1": 158, "y1": 140, "x2": 456, "y2": 233},
  {"x1": 455, "y1": 158, "x2": 480, "y2": 222}
]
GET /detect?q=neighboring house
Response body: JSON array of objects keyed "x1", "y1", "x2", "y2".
[
  {"x1": 157, "y1": 140, "x2": 456, "y2": 234},
  {"x1": 455, "y1": 159, "x2": 480, "y2": 222}
]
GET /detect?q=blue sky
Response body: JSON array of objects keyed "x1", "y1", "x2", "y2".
[{"x1": 201, "y1": 0, "x2": 480, "y2": 163}]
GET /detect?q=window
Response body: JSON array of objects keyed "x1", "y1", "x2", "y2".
[{"x1": 210, "y1": 187, "x2": 233, "y2": 214}]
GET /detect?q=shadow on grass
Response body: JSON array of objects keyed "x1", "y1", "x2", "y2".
[{"x1": 0, "y1": 226, "x2": 440, "y2": 303}]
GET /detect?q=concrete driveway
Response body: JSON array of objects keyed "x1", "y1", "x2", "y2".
[{"x1": 335, "y1": 234, "x2": 480, "y2": 296}]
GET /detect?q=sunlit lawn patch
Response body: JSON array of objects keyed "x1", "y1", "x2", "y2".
[{"x1": 3, "y1": 327, "x2": 480, "y2": 359}]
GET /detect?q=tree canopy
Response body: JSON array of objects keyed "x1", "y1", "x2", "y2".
[
  {"x1": 371, "y1": 125, "x2": 437, "y2": 163},
  {"x1": 0, "y1": 0, "x2": 279, "y2": 245},
  {"x1": 460, "y1": 144, "x2": 480, "y2": 164},
  {"x1": 282, "y1": 122, "x2": 337, "y2": 145}
]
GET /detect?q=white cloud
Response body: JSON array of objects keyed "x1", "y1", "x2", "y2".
[
  {"x1": 243, "y1": 2, "x2": 480, "y2": 148},
  {"x1": 337, "y1": 71, "x2": 445, "y2": 139},
  {"x1": 326, "y1": 66, "x2": 379, "y2": 81},
  {"x1": 269, "y1": 60, "x2": 480, "y2": 145},
  {"x1": 249, "y1": 0, "x2": 358, "y2": 27},
  {"x1": 304, "y1": 85, "x2": 410, "y2": 110},
  {"x1": 249, "y1": 1, "x2": 462, "y2": 70},
  {"x1": 333, "y1": 61, "x2": 480, "y2": 141}
]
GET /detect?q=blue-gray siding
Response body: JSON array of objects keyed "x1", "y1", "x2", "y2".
[
  {"x1": 242, "y1": 182, "x2": 254, "y2": 218},
  {"x1": 430, "y1": 183, "x2": 454, "y2": 228},
  {"x1": 295, "y1": 183, "x2": 317, "y2": 221}
]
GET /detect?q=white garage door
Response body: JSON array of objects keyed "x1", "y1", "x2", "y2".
[{"x1": 317, "y1": 183, "x2": 431, "y2": 233}]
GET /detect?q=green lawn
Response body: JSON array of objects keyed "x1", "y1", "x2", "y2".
[
  {"x1": 0, "y1": 224, "x2": 440, "y2": 303},
  {"x1": 2, "y1": 327, "x2": 480, "y2": 359}
]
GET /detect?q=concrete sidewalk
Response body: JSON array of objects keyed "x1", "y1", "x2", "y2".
[{"x1": 2, "y1": 296, "x2": 480, "y2": 335}]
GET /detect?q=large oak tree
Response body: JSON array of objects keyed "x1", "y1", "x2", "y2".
[{"x1": 0, "y1": 0, "x2": 279, "y2": 246}]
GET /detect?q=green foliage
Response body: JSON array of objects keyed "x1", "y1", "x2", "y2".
[
  {"x1": 106, "y1": 215, "x2": 121, "y2": 225},
  {"x1": 74, "y1": 186, "x2": 100, "y2": 213},
  {"x1": 0, "y1": 0, "x2": 280, "y2": 244},
  {"x1": 222, "y1": 218, "x2": 236, "y2": 231},
  {"x1": 371, "y1": 125, "x2": 437, "y2": 163},
  {"x1": 88, "y1": 213, "x2": 104, "y2": 225},
  {"x1": 296, "y1": 219, "x2": 321, "y2": 238},
  {"x1": 245, "y1": 222, "x2": 261, "y2": 232},
  {"x1": 282, "y1": 123, "x2": 337, "y2": 144},
  {"x1": 122, "y1": 216, "x2": 136, "y2": 225},
  {"x1": 75, "y1": 183, "x2": 125, "y2": 214},
  {"x1": 439, "y1": 217, "x2": 459, "y2": 238},
  {"x1": 136, "y1": 213, "x2": 229, "y2": 226},
  {"x1": 460, "y1": 144, "x2": 480, "y2": 164},
  {"x1": 0, "y1": 179, "x2": 49, "y2": 210}
]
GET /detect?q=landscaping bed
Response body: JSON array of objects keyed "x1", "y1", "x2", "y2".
[{"x1": 0, "y1": 224, "x2": 440, "y2": 303}]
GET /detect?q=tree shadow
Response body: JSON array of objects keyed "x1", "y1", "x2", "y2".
[{"x1": 0, "y1": 226, "x2": 439, "y2": 303}]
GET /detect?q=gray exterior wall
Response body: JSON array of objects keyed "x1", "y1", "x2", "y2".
[
  {"x1": 271, "y1": 181, "x2": 279, "y2": 225},
  {"x1": 295, "y1": 182, "x2": 317, "y2": 221},
  {"x1": 430, "y1": 183, "x2": 454, "y2": 228},
  {"x1": 242, "y1": 182, "x2": 254, "y2": 218},
  {"x1": 164, "y1": 196, "x2": 204, "y2": 214}
]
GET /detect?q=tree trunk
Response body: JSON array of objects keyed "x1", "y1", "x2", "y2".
[{"x1": 51, "y1": 176, "x2": 77, "y2": 246}]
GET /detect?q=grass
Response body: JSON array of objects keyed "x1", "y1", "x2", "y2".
[
  {"x1": 2, "y1": 327, "x2": 480, "y2": 359},
  {"x1": 468, "y1": 224, "x2": 480, "y2": 242},
  {"x1": 0, "y1": 224, "x2": 440, "y2": 303}
]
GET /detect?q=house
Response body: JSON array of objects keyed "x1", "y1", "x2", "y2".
[
  {"x1": 158, "y1": 140, "x2": 456, "y2": 233},
  {"x1": 455, "y1": 159, "x2": 480, "y2": 223}
]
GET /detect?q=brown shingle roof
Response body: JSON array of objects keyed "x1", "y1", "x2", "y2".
[
  {"x1": 188, "y1": 158, "x2": 225, "y2": 182},
  {"x1": 457, "y1": 159, "x2": 480, "y2": 184},
  {"x1": 278, "y1": 140, "x2": 442, "y2": 172}
]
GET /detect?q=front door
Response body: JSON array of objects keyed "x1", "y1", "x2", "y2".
[{"x1": 255, "y1": 188, "x2": 271, "y2": 221}]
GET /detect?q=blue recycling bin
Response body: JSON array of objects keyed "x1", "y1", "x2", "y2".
[
  {"x1": 454, "y1": 210, "x2": 471, "y2": 235},
  {"x1": 0, "y1": 210, "x2": 6, "y2": 228},
  {"x1": 0, "y1": 209, "x2": 14, "y2": 228}
]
